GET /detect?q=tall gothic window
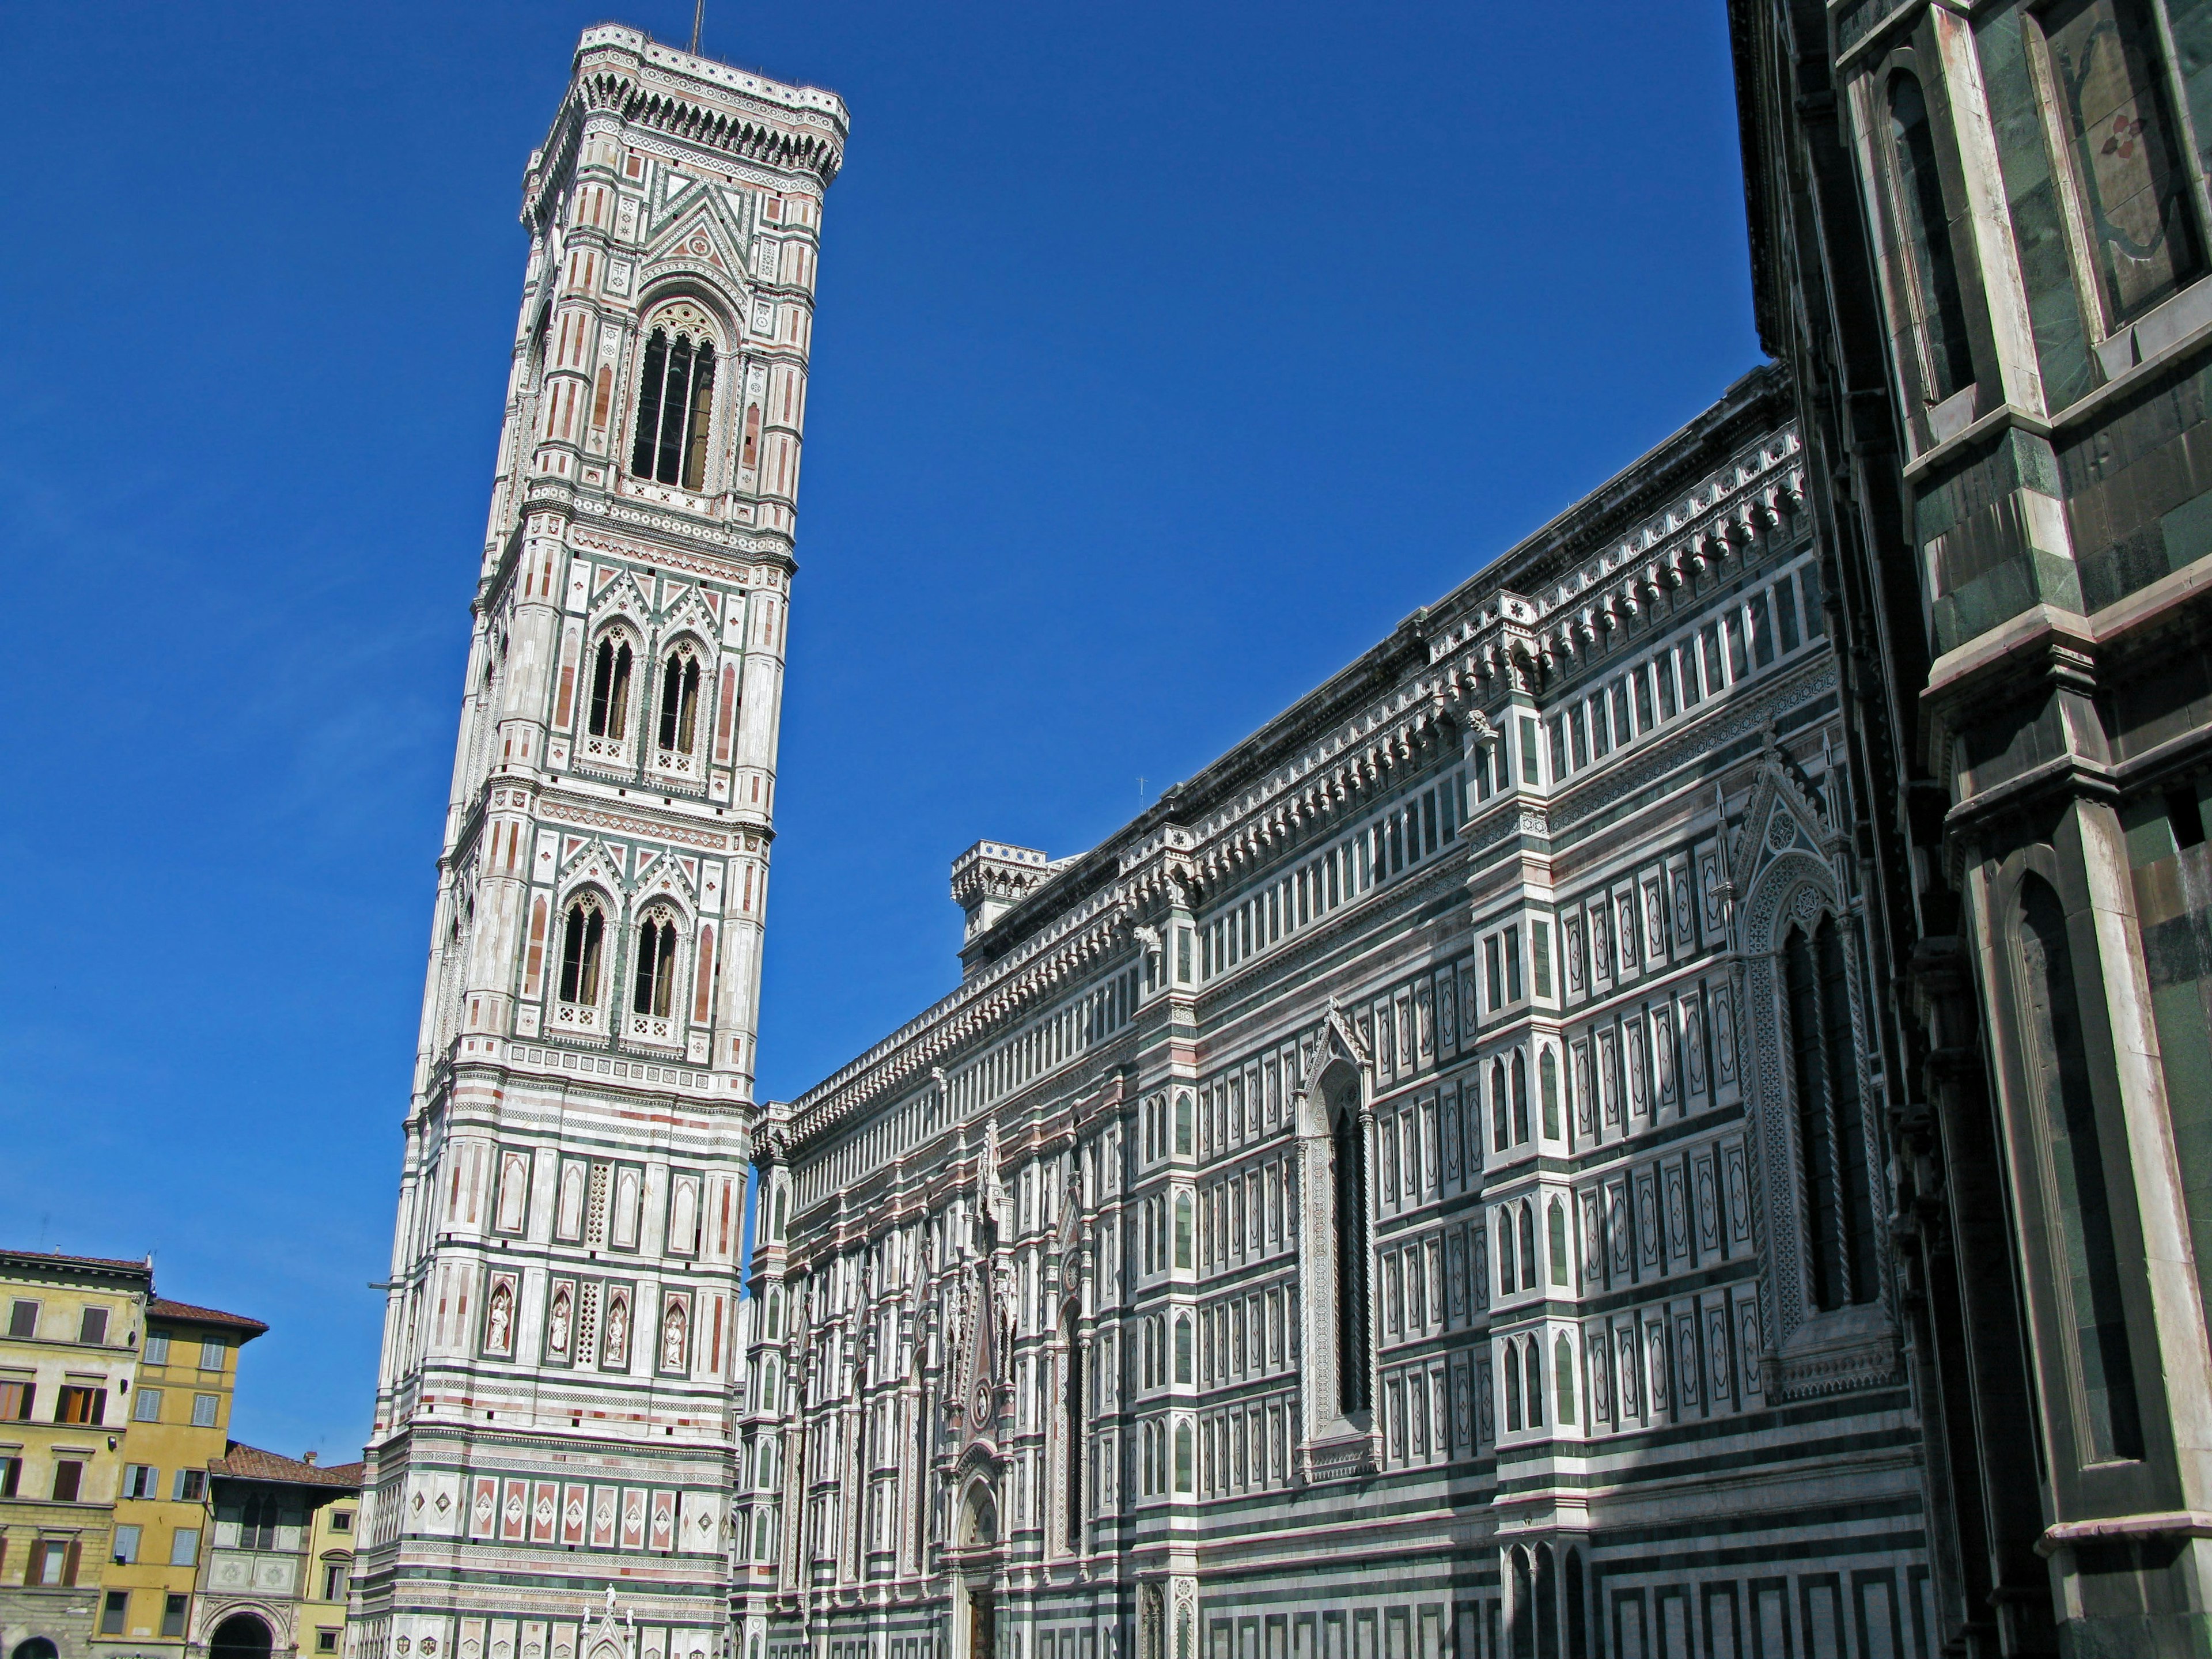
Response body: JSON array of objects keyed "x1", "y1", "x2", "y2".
[
  {"x1": 2039, "y1": 0, "x2": 2206, "y2": 327},
  {"x1": 588, "y1": 638, "x2": 633, "y2": 740},
  {"x1": 1784, "y1": 918, "x2": 1878, "y2": 1310},
  {"x1": 1887, "y1": 73, "x2": 1975, "y2": 400},
  {"x1": 1511, "y1": 1052, "x2": 1531, "y2": 1144},
  {"x1": 1063, "y1": 1302, "x2": 1083, "y2": 1547},
  {"x1": 658, "y1": 647, "x2": 702, "y2": 755},
  {"x1": 1517, "y1": 1202, "x2": 1537, "y2": 1292},
  {"x1": 630, "y1": 327, "x2": 717, "y2": 490},
  {"x1": 1332, "y1": 1100, "x2": 1371, "y2": 1414},
  {"x1": 2019, "y1": 875, "x2": 2143, "y2": 1460},
  {"x1": 632, "y1": 914, "x2": 679, "y2": 1018},
  {"x1": 558, "y1": 896, "x2": 605, "y2": 1005}
]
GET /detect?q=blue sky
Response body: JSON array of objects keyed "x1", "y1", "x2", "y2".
[{"x1": 0, "y1": 2, "x2": 1758, "y2": 1459}]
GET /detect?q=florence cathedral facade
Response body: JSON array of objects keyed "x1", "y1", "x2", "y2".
[{"x1": 362, "y1": 13, "x2": 2212, "y2": 1659}]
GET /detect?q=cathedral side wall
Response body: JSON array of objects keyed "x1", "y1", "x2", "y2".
[{"x1": 745, "y1": 376, "x2": 1930, "y2": 1659}]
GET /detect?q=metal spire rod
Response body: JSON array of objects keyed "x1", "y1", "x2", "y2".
[{"x1": 689, "y1": 0, "x2": 704, "y2": 54}]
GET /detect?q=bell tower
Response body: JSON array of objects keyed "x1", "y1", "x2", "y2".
[{"x1": 354, "y1": 28, "x2": 844, "y2": 1659}]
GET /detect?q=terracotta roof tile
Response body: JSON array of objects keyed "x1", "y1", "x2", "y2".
[
  {"x1": 147, "y1": 1297, "x2": 268, "y2": 1337},
  {"x1": 209, "y1": 1442, "x2": 363, "y2": 1488}
]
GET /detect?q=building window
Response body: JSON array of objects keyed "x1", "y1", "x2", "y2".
[
  {"x1": 2039, "y1": 0, "x2": 2207, "y2": 331},
  {"x1": 1885, "y1": 73, "x2": 1975, "y2": 403},
  {"x1": 319, "y1": 1634, "x2": 340, "y2": 1654},
  {"x1": 0, "y1": 1380, "x2": 35, "y2": 1421},
  {"x1": 162, "y1": 1595, "x2": 190, "y2": 1638},
  {"x1": 170, "y1": 1527, "x2": 200, "y2": 1567},
  {"x1": 630, "y1": 327, "x2": 717, "y2": 491},
  {"x1": 656, "y1": 646, "x2": 703, "y2": 756},
  {"x1": 1783, "y1": 918, "x2": 1880, "y2": 1311},
  {"x1": 2019, "y1": 874, "x2": 2145, "y2": 1461},
  {"x1": 56, "y1": 1385, "x2": 105, "y2": 1426},
  {"x1": 587, "y1": 638, "x2": 634, "y2": 741},
  {"x1": 143, "y1": 1331, "x2": 170, "y2": 1364},
  {"x1": 191, "y1": 1393, "x2": 220, "y2": 1428},
  {"x1": 0, "y1": 1456, "x2": 20, "y2": 1496},
  {"x1": 329, "y1": 1510, "x2": 353, "y2": 1534},
  {"x1": 199, "y1": 1340, "x2": 224, "y2": 1372},
  {"x1": 6, "y1": 1300, "x2": 36, "y2": 1338},
  {"x1": 632, "y1": 914, "x2": 680, "y2": 1019},
  {"x1": 123, "y1": 1464, "x2": 158, "y2": 1498},
  {"x1": 1332, "y1": 1099, "x2": 1372, "y2": 1414},
  {"x1": 101, "y1": 1590, "x2": 129, "y2": 1635},
  {"x1": 1548, "y1": 1198, "x2": 1570, "y2": 1287},
  {"x1": 173, "y1": 1468, "x2": 206, "y2": 1502},
  {"x1": 78, "y1": 1307, "x2": 108, "y2": 1346},
  {"x1": 559, "y1": 895, "x2": 607, "y2": 1006},
  {"x1": 1553, "y1": 1332, "x2": 1577, "y2": 1425},
  {"x1": 134, "y1": 1388, "x2": 162, "y2": 1423},
  {"x1": 112, "y1": 1524, "x2": 141, "y2": 1565},
  {"x1": 243, "y1": 1494, "x2": 282, "y2": 1550},
  {"x1": 52, "y1": 1459, "x2": 82, "y2": 1501}
]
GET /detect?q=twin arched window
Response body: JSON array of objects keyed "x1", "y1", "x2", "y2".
[
  {"x1": 555, "y1": 894, "x2": 684, "y2": 1024},
  {"x1": 631, "y1": 327, "x2": 716, "y2": 491},
  {"x1": 588, "y1": 634, "x2": 709, "y2": 762}
]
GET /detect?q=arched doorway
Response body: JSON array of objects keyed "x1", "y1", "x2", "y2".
[
  {"x1": 211, "y1": 1613, "x2": 274, "y2": 1659},
  {"x1": 13, "y1": 1639, "x2": 60, "y2": 1659}
]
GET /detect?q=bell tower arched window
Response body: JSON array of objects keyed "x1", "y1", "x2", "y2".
[
  {"x1": 633, "y1": 914, "x2": 680, "y2": 1020},
  {"x1": 1783, "y1": 917, "x2": 1878, "y2": 1310},
  {"x1": 630, "y1": 327, "x2": 717, "y2": 491},
  {"x1": 558, "y1": 895, "x2": 605, "y2": 1005},
  {"x1": 2018, "y1": 874, "x2": 2143, "y2": 1460},
  {"x1": 1331, "y1": 1099, "x2": 1371, "y2": 1414},
  {"x1": 587, "y1": 638, "x2": 633, "y2": 741},
  {"x1": 1886, "y1": 73, "x2": 1975, "y2": 401},
  {"x1": 658, "y1": 646, "x2": 703, "y2": 756}
]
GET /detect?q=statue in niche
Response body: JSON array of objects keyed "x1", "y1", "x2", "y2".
[
  {"x1": 486, "y1": 1283, "x2": 514, "y2": 1355},
  {"x1": 547, "y1": 1288, "x2": 572, "y2": 1357},
  {"x1": 661, "y1": 1301, "x2": 688, "y2": 1371},
  {"x1": 604, "y1": 1293, "x2": 630, "y2": 1366}
]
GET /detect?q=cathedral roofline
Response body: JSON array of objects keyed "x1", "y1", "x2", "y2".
[{"x1": 781, "y1": 367, "x2": 1799, "y2": 1149}]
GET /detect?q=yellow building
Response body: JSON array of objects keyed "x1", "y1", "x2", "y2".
[
  {"x1": 192, "y1": 1448, "x2": 359, "y2": 1659},
  {"x1": 0, "y1": 1249, "x2": 153, "y2": 1659},
  {"x1": 99, "y1": 1302, "x2": 266, "y2": 1659}
]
